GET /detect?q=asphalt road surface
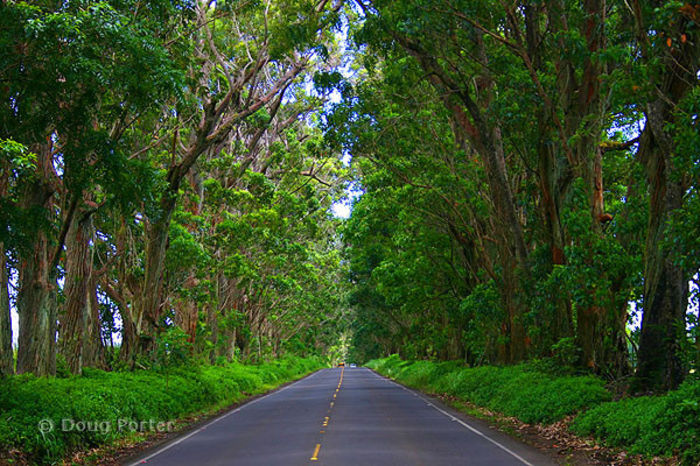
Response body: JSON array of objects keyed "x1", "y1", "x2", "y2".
[{"x1": 127, "y1": 367, "x2": 555, "y2": 466}]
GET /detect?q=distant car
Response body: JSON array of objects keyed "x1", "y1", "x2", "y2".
[
  {"x1": 338, "y1": 362, "x2": 345, "y2": 367},
  {"x1": 349, "y1": 363, "x2": 357, "y2": 368}
]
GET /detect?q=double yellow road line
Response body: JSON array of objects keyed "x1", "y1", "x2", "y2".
[{"x1": 310, "y1": 366, "x2": 344, "y2": 461}]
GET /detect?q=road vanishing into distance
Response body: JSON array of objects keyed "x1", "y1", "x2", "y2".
[{"x1": 127, "y1": 367, "x2": 554, "y2": 466}]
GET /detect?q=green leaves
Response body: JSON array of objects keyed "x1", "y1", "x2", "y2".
[{"x1": 0, "y1": 139, "x2": 36, "y2": 172}]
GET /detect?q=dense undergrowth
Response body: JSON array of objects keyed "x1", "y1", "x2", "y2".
[
  {"x1": 0, "y1": 356, "x2": 324, "y2": 463},
  {"x1": 366, "y1": 355, "x2": 700, "y2": 463},
  {"x1": 571, "y1": 381, "x2": 700, "y2": 463}
]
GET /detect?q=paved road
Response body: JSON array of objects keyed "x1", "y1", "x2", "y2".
[{"x1": 127, "y1": 367, "x2": 554, "y2": 466}]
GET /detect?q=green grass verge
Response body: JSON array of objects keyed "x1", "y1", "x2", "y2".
[
  {"x1": 366, "y1": 355, "x2": 700, "y2": 463},
  {"x1": 0, "y1": 356, "x2": 324, "y2": 463}
]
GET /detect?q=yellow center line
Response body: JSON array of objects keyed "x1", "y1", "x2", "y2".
[
  {"x1": 309, "y1": 368, "x2": 346, "y2": 462},
  {"x1": 310, "y1": 443, "x2": 321, "y2": 461}
]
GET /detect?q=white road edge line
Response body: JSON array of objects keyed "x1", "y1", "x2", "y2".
[
  {"x1": 127, "y1": 370, "x2": 322, "y2": 466},
  {"x1": 366, "y1": 368, "x2": 534, "y2": 466}
]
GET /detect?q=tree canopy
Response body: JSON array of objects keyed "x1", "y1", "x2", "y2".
[{"x1": 1, "y1": 0, "x2": 699, "y2": 394}]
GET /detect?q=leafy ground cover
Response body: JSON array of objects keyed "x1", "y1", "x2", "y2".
[
  {"x1": 571, "y1": 381, "x2": 700, "y2": 463},
  {"x1": 367, "y1": 355, "x2": 699, "y2": 464},
  {"x1": 0, "y1": 356, "x2": 324, "y2": 463}
]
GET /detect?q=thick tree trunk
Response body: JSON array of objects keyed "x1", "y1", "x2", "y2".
[
  {"x1": 554, "y1": 1, "x2": 630, "y2": 377},
  {"x1": 636, "y1": 110, "x2": 689, "y2": 391},
  {"x1": 538, "y1": 143, "x2": 574, "y2": 346},
  {"x1": 121, "y1": 315, "x2": 139, "y2": 367},
  {"x1": 58, "y1": 212, "x2": 93, "y2": 374},
  {"x1": 632, "y1": 0, "x2": 698, "y2": 389},
  {"x1": 16, "y1": 229, "x2": 55, "y2": 376},
  {"x1": 15, "y1": 146, "x2": 62, "y2": 376},
  {"x1": 502, "y1": 255, "x2": 526, "y2": 363},
  {"x1": 133, "y1": 164, "x2": 192, "y2": 358},
  {"x1": 229, "y1": 326, "x2": 237, "y2": 361},
  {"x1": 209, "y1": 272, "x2": 224, "y2": 364},
  {"x1": 449, "y1": 112, "x2": 530, "y2": 363},
  {"x1": 0, "y1": 166, "x2": 14, "y2": 375},
  {"x1": 135, "y1": 207, "x2": 173, "y2": 349},
  {"x1": 207, "y1": 302, "x2": 218, "y2": 364},
  {"x1": 176, "y1": 275, "x2": 200, "y2": 347},
  {"x1": 82, "y1": 276, "x2": 104, "y2": 368},
  {"x1": 174, "y1": 297, "x2": 198, "y2": 349},
  {"x1": 0, "y1": 242, "x2": 13, "y2": 375},
  {"x1": 575, "y1": 148, "x2": 630, "y2": 376}
]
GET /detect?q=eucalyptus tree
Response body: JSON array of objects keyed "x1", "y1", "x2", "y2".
[
  {"x1": 91, "y1": 0, "x2": 343, "y2": 364},
  {"x1": 341, "y1": 0, "x2": 698, "y2": 386},
  {"x1": 0, "y1": 0, "x2": 193, "y2": 375},
  {"x1": 629, "y1": 1, "x2": 700, "y2": 390},
  {"x1": 333, "y1": 61, "x2": 490, "y2": 361},
  {"x1": 194, "y1": 112, "x2": 346, "y2": 362},
  {"x1": 348, "y1": 0, "x2": 626, "y2": 368},
  {"x1": 1, "y1": 0, "x2": 345, "y2": 374},
  {"x1": 337, "y1": 0, "x2": 667, "y2": 376}
]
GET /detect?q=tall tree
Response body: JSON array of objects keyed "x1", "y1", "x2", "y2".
[
  {"x1": 632, "y1": 1, "x2": 700, "y2": 390},
  {"x1": 0, "y1": 0, "x2": 192, "y2": 374}
]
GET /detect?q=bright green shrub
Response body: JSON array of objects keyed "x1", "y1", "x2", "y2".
[
  {"x1": 571, "y1": 380, "x2": 700, "y2": 463},
  {"x1": 369, "y1": 357, "x2": 609, "y2": 424}
]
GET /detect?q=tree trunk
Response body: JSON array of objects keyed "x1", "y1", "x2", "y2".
[
  {"x1": 120, "y1": 314, "x2": 139, "y2": 367},
  {"x1": 207, "y1": 302, "x2": 218, "y2": 364},
  {"x1": 135, "y1": 204, "x2": 174, "y2": 350},
  {"x1": 58, "y1": 211, "x2": 93, "y2": 374},
  {"x1": 82, "y1": 276, "x2": 104, "y2": 368},
  {"x1": 16, "y1": 228, "x2": 55, "y2": 376},
  {"x1": 0, "y1": 242, "x2": 13, "y2": 375},
  {"x1": 632, "y1": 0, "x2": 699, "y2": 389},
  {"x1": 15, "y1": 145, "x2": 61, "y2": 376},
  {"x1": 133, "y1": 161, "x2": 196, "y2": 358},
  {"x1": 574, "y1": 147, "x2": 630, "y2": 376},
  {"x1": 209, "y1": 272, "x2": 223, "y2": 364},
  {"x1": 636, "y1": 107, "x2": 689, "y2": 391},
  {"x1": 536, "y1": 141, "x2": 575, "y2": 351},
  {"x1": 0, "y1": 165, "x2": 14, "y2": 375},
  {"x1": 502, "y1": 255, "x2": 526, "y2": 362}
]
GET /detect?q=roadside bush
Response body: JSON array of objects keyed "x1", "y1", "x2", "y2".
[
  {"x1": 0, "y1": 356, "x2": 323, "y2": 463},
  {"x1": 368, "y1": 356, "x2": 609, "y2": 424},
  {"x1": 571, "y1": 380, "x2": 700, "y2": 463}
]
